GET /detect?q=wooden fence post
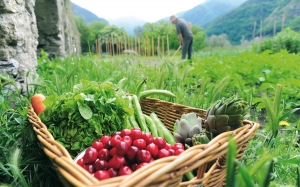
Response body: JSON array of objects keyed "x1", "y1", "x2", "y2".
[
  {"x1": 162, "y1": 36, "x2": 164, "y2": 56},
  {"x1": 111, "y1": 34, "x2": 115, "y2": 55},
  {"x1": 145, "y1": 37, "x2": 147, "y2": 56},
  {"x1": 124, "y1": 36, "x2": 127, "y2": 50},
  {"x1": 128, "y1": 36, "x2": 130, "y2": 50},
  {"x1": 95, "y1": 39, "x2": 98, "y2": 56},
  {"x1": 147, "y1": 36, "x2": 150, "y2": 57},
  {"x1": 152, "y1": 37, "x2": 154, "y2": 57},
  {"x1": 106, "y1": 38, "x2": 108, "y2": 55},
  {"x1": 167, "y1": 34, "x2": 170, "y2": 56},
  {"x1": 138, "y1": 37, "x2": 141, "y2": 55},
  {"x1": 157, "y1": 35, "x2": 160, "y2": 56},
  {"x1": 135, "y1": 37, "x2": 137, "y2": 52}
]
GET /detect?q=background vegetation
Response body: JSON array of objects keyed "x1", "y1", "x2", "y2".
[
  {"x1": 1, "y1": 1, "x2": 300, "y2": 185},
  {"x1": 1, "y1": 28, "x2": 300, "y2": 185}
]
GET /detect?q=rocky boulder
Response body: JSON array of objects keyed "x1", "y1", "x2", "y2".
[
  {"x1": 0, "y1": 0, "x2": 38, "y2": 94},
  {"x1": 35, "y1": 0, "x2": 81, "y2": 58},
  {"x1": 0, "y1": 0, "x2": 81, "y2": 94}
]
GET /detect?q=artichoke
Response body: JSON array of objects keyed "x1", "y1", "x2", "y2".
[
  {"x1": 173, "y1": 112, "x2": 203, "y2": 146},
  {"x1": 204, "y1": 96, "x2": 249, "y2": 136},
  {"x1": 192, "y1": 132, "x2": 210, "y2": 146}
]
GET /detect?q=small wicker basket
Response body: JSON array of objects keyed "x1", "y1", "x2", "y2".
[{"x1": 27, "y1": 97, "x2": 260, "y2": 187}]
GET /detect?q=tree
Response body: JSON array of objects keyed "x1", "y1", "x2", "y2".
[
  {"x1": 99, "y1": 25, "x2": 128, "y2": 44},
  {"x1": 191, "y1": 25, "x2": 206, "y2": 51},
  {"x1": 205, "y1": 34, "x2": 232, "y2": 48},
  {"x1": 74, "y1": 16, "x2": 94, "y2": 53},
  {"x1": 141, "y1": 20, "x2": 177, "y2": 51},
  {"x1": 88, "y1": 21, "x2": 107, "y2": 39},
  {"x1": 74, "y1": 16, "x2": 108, "y2": 53}
]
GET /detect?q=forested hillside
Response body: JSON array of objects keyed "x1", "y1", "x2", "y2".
[
  {"x1": 181, "y1": 0, "x2": 246, "y2": 26},
  {"x1": 204, "y1": 0, "x2": 300, "y2": 44},
  {"x1": 71, "y1": 2, "x2": 109, "y2": 24}
]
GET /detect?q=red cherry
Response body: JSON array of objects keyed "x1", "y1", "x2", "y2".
[
  {"x1": 83, "y1": 147, "x2": 98, "y2": 164},
  {"x1": 133, "y1": 139, "x2": 146, "y2": 149},
  {"x1": 116, "y1": 141, "x2": 129, "y2": 156},
  {"x1": 174, "y1": 149, "x2": 185, "y2": 156},
  {"x1": 153, "y1": 137, "x2": 167, "y2": 149},
  {"x1": 136, "y1": 162, "x2": 148, "y2": 170},
  {"x1": 136, "y1": 150, "x2": 152, "y2": 163},
  {"x1": 107, "y1": 168, "x2": 118, "y2": 178},
  {"x1": 83, "y1": 164, "x2": 95, "y2": 173},
  {"x1": 76, "y1": 158, "x2": 84, "y2": 167},
  {"x1": 118, "y1": 166, "x2": 133, "y2": 176},
  {"x1": 122, "y1": 136, "x2": 133, "y2": 147},
  {"x1": 142, "y1": 132, "x2": 153, "y2": 145},
  {"x1": 158, "y1": 148, "x2": 171, "y2": 158},
  {"x1": 92, "y1": 141, "x2": 104, "y2": 151},
  {"x1": 130, "y1": 128, "x2": 143, "y2": 140},
  {"x1": 98, "y1": 148, "x2": 110, "y2": 161},
  {"x1": 110, "y1": 134, "x2": 122, "y2": 147},
  {"x1": 108, "y1": 155, "x2": 126, "y2": 169},
  {"x1": 173, "y1": 143, "x2": 185, "y2": 151},
  {"x1": 94, "y1": 170, "x2": 110, "y2": 180},
  {"x1": 145, "y1": 143, "x2": 159, "y2": 157},
  {"x1": 120, "y1": 129, "x2": 132, "y2": 137},
  {"x1": 94, "y1": 159, "x2": 108, "y2": 171},
  {"x1": 126, "y1": 146, "x2": 139, "y2": 161}
]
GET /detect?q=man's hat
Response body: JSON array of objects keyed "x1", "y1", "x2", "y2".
[{"x1": 170, "y1": 15, "x2": 178, "y2": 22}]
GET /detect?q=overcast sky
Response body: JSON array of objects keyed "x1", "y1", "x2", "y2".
[{"x1": 70, "y1": 0, "x2": 206, "y2": 22}]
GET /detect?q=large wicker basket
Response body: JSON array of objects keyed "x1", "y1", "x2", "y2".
[{"x1": 27, "y1": 97, "x2": 260, "y2": 187}]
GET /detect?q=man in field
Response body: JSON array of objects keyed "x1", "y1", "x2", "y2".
[{"x1": 170, "y1": 15, "x2": 193, "y2": 61}]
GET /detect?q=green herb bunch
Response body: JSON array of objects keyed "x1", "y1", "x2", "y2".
[{"x1": 39, "y1": 80, "x2": 133, "y2": 157}]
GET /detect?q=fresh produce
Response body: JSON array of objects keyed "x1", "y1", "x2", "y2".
[
  {"x1": 150, "y1": 112, "x2": 176, "y2": 145},
  {"x1": 139, "y1": 89, "x2": 176, "y2": 99},
  {"x1": 192, "y1": 133, "x2": 211, "y2": 146},
  {"x1": 127, "y1": 96, "x2": 139, "y2": 128},
  {"x1": 204, "y1": 96, "x2": 249, "y2": 136},
  {"x1": 75, "y1": 127, "x2": 185, "y2": 181},
  {"x1": 131, "y1": 94, "x2": 150, "y2": 133},
  {"x1": 39, "y1": 80, "x2": 133, "y2": 157},
  {"x1": 143, "y1": 114, "x2": 158, "y2": 137},
  {"x1": 135, "y1": 78, "x2": 147, "y2": 99},
  {"x1": 31, "y1": 93, "x2": 46, "y2": 115},
  {"x1": 173, "y1": 112, "x2": 211, "y2": 147}
]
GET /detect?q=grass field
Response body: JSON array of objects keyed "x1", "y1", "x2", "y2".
[{"x1": 1, "y1": 48, "x2": 299, "y2": 187}]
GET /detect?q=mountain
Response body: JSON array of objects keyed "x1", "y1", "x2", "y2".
[
  {"x1": 203, "y1": 0, "x2": 300, "y2": 44},
  {"x1": 71, "y1": 2, "x2": 109, "y2": 24},
  {"x1": 180, "y1": 0, "x2": 247, "y2": 26},
  {"x1": 108, "y1": 17, "x2": 146, "y2": 36}
]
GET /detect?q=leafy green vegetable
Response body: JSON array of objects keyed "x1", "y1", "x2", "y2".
[{"x1": 39, "y1": 80, "x2": 133, "y2": 157}]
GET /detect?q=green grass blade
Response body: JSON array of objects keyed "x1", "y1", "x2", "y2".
[
  {"x1": 273, "y1": 84, "x2": 282, "y2": 116},
  {"x1": 260, "y1": 159, "x2": 274, "y2": 187},
  {"x1": 226, "y1": 135, "x2": 237, "y2": 187},
  {"x1": 248, "y1": 154, "x2": 274, "y2": 176},
  {"x1": 277, "y1": 156, "x2": 300, "y2": 165},
  {"x1": 263, "y1": 96, "x2": 279, "y2": 138},
  {"x1": 297, "y1": 167, "x2": 300, "y2": 187},
  {"x1": 279, "y1": 108, "x2": 300, "y2": 121},
  {"x1": 0, "y1": 163, "x2": 13, "y2": 177},
  {"x1": 6, "y1": 164, "x2": 30, "y2": 187},
  {"x1": 235, "y1": 161, "x2": 255, "y2": 187},
  {"x1": 211, "y1": 75, "x2": 231, "y2": 103}
]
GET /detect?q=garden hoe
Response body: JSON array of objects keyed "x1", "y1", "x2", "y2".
[{"x1": 170, "y1": 45, "x2": 181, "y2": 60}]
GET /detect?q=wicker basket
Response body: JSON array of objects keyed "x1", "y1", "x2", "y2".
[{"x1": 27, "y1": 97, "x2": 260, "y2": 187}]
